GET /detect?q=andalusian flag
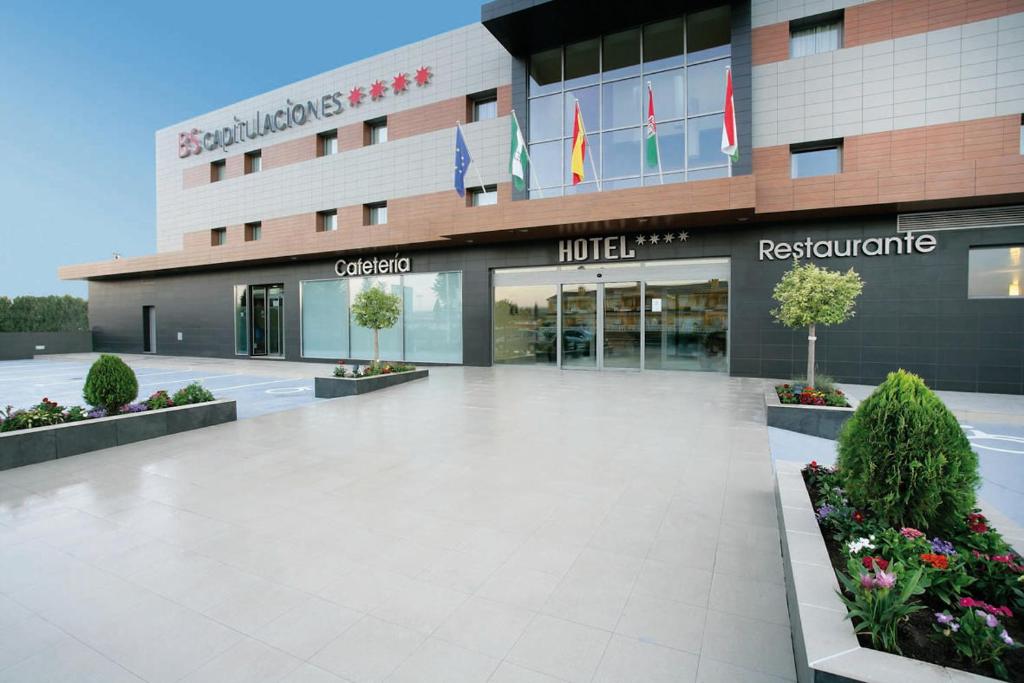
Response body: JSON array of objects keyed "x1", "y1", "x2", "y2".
[
  {"x1": 721, "y1": 67, "x2": 738, "y2": 162},
  {"x1": 509, "y1": 111, "x2": 528, "y2": 191},
  {"x1": 645, "y1": 83, "x2": 658, "y2": 169},
  {"x1": 570, "y1": 101, "x2": 586, "y2": 185}
]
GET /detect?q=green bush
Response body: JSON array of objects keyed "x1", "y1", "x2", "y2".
[
  {"x1": 0, "y1": 295, "x2": 88, "y2": 332},
  {"x1": 172, "y1": 382, "x2": 214, "y2": 405},
  {"x1": 837, "y1": 369, "x2": 978, "y2": 535},
  {"x1": 82, "y1": 355, "x2": 138, "y2": 414}
]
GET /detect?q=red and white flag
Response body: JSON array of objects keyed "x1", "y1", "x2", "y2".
[{"x1": 721, "y1": 67, "x2": 738, "y2": 162}]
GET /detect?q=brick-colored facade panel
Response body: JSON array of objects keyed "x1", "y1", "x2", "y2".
[
  {"x1": 262, "y1": 136, "x2": 318, "y2": 171},
  {"x1": 390, "y1": 96, "x2": 471, "y2": 141},
  {"x1": 751, "y1": 23, "x2": 790, "y2": 67},
  {"x1": 182, "y1": 164, "x2": 210, "y2": 190}
]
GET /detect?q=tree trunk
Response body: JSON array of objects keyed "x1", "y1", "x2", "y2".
[
  {"x1": 806, "y1": 323, "x2": 816, "y2": 388},
  {"x1": 372, "y1": 329, "x2": 380, "y2": 367}
]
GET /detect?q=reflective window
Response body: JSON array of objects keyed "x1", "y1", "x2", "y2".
[
  {"x1": 644, "y1": 18, "x2": 685, "y2": 71},
  {"x1": 470, "y1": 186, "x2": 498, "y2": 206},
  {"x1": 493, "y1": 285, "x2": 557, "y2": 365},
  {"x1": 561, "y1": 284, "x2": 598, "y2": 368},
  {"x1": 369, "y1": 120, "x2": 388, "y2": 145},
  {"x1": 473, "y1": 97, "x2": 497, "y2": 121},
  {"x1": 791, "y1": 145, "x2": 841, "y2": 178},
  {"x1": 301, "y1": 279, "x2": 349, "y2": 359},
  {"x1": 366, "y1": 203, "x2": 388, "y2": 225},
  {"x1": 603, "y1": 29, "x2": 641, "y2": 80},
  {"x1": 349, "y1": 277, "x2": 404, "y2": 360},
  {"x1": 245, "y1": 151, "x2": 261, "y2": 174},
  {"x1": 403, "y1": 272, "x2": 463, "y2": 363},
  {"x1": 791, "y1": 17, "x2": 842, "y2": 58},
  {"x1": 529, "y1": 94, "x2": 562, "y2": 142},
  {"x1": 688, "y1": 114, "x2": 725, "y2": 168},
  {"x1": 319, "y1": 131, "x2": 338, "y2": 156},
  {"x1": 969, "y1": 246, "x2": 1023, "y2": 299},
  {"x1": 529, "y1": 47, "x2": 561, "y2": 96},
  {"x1": 526, "y1": 7, "x2": 731, "y2": 196},
  {"x1": 602, "y1": 77, "x2": 641, "y2": 130},
  {"x1": 602, "y1": 127, "x2": 641, "y2": 179},
  {"x1": 645, "y1": 278, "x2": 729, "y2": 371},
  {"x1": 564, "y1": 39, "x2": 600, "y2": 88},
  {"x1": 687, "y1": 6, "x2": 732, "y2": 63}
]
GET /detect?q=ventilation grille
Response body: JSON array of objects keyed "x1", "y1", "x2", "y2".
[{"x1": 897, "y1": 206, "x2": 1024, "y2": 233}]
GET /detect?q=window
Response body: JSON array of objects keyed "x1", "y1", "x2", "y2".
[
  {"x1": 319, "y1": 130, "x2": 338, "y2": 156},
  {"x1": 211, "y1": 227, "x2": 227, "y2": 246},
  {"x1": 526, "y1": 7, "x2": 732, "y2": 197},
  {"x1": 245, "y1": 221, "x2": 262, "y2": 241},
  {"x1": 317, "y1": 209, "x2": 337, "y2": 232},
  {"x1": 245, "y1": 150, "x2": 262, "y2": 174},
  {"x1": 790, "y1": 12, "x2": 843, "y2": 58},
  {"x1": 791, "y1": 142, "x2": 842, "y2": 178},
  {"x1": 969, "y1": 245, "x2": 1023, "y2": 299},
  {"x1": 1019, "y1": 115, "x2": 1023, "y2": 154},
  {"x1": 211, "y1": 160, "x2": 226, "y2": 182},
  {"x1": 367, "y1": 118, "x2": 388, "y2": 145},
  {"x1": 366, "y1": 202, "x2": 387, "y2": 225},
  {"x1": 471, "y1": 91, "x2": 498, "y2": 121},
  {"x1": 470, "y1": 186, "x2": 498, "y2": 206},
  {"x1": 301, "y1": 279, "x2": 349, "y2": 358}
]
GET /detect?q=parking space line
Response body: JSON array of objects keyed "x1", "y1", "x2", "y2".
[
  {"x1": 214, "y1": 379, "x2": 305, "y2": 392},
  {"x1": 137, "y1": 373, "x2": 240, "y2": 388}
]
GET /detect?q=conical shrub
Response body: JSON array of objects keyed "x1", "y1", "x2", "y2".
[
  {"x1": 836, "y1": 369, "x2": 978, "y2": 535},
  {"x1": 83, "y1": 354, "x2": 138, "y2": 415}
]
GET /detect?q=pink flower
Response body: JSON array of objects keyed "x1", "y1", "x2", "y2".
[
  {"x1": 859, "y1": 573, "x2": 875, "y2": 590},
  {"x1": 1001, "y1": 630, "x2": 1014, "y2": 646},
  {"x1": 873, "y1": 570, "x2": 897, "y2": 589},
  {"x1": 900, "y1": 527, "x2": 924, "y2": 539}
]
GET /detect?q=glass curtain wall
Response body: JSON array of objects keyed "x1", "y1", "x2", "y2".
[
  {"x1": 300, "y1": 271, "x2": 463, "y2": 363},
  {"x1": 493, "y1": 285, "x2": 558, "y2": 365},
  {"x1": 645, "y1": 279, "x2": 729, "y2": 371},
  {"x1": 527, "y1": 5, "x2": 731, "y2": 196}
]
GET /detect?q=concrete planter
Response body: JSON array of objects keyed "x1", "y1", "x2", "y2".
[
  {"x1": 765, "y1": 389, "x2": 856, "y2": 440},
  {"x1": 0, "y1": 399, "x2": 236, "y2": 471},
  {"x1": 315, "y1": 369, "x2": 429, "y2": 398},
  {"x1": 774, "y1": 460, "x2": 1001, "y2": 683}
]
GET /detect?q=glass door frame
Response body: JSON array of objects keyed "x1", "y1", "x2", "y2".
[
  {"x1": 492, "y1": 257, "x2": 731, "y2": 372},
  {"x1": 243, "y1": 283, "x2": 286, "y2": 359},
  {"x1": 557, "y1": 281, "x2": 644, "y2": 371}
]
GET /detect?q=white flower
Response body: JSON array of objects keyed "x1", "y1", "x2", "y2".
[{"x1": 847, "y1": 537, "x2": 875, "y2": 555}]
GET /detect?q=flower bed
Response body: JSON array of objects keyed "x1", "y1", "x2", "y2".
[
  {"x1": 803, "y1": 460, "x2": 1023, "y2": 680},
  {"x1": 315, "y1": 363, "x2": 428, "y2": 398},
  {"x1": 0, "y1": 383, "x2": 214, "y2": 434},
  {"x1": 776, "y1": 383, "x2": 850, "y2": 407}
]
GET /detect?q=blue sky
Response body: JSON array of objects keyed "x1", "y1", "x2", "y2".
[{"x1": 0, "y1": 0, "x2": 481, "y2": 298}]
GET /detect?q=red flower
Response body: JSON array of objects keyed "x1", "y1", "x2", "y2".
[
  {"x1": 809, "y1": 461, "x2": 818, "y2": 471},
  {"x1": 852, "y1": 510, "x2": 865, "y2": 523},
  {"x1": 862, "y1": 556, "x2": 889, "y2": 571},
  {"x1": 967, "y1": 513, "x2": 989, "y2": 533}
]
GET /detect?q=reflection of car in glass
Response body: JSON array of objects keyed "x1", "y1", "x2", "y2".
[
  {"x1": 562, "y1": 327, "x2": 593, "y2": 357},
  {"x1": 534, "y1": 324, "x2": 557, "y2": 361}
]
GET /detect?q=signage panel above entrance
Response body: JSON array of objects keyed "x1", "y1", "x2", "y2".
[{"x1": 558, "y1": 236, "x2": 636, "y2": 264}]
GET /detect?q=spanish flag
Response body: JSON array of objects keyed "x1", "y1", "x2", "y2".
[{"x1": 570, "y1": 101, "x2": 586, "y2": 185}]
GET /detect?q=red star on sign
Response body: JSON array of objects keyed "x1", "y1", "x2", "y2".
[
  {"x1": 369, "y1": 80, "x2": 387, "y2": 100},
  {"x1": 347, "y1": 86, "x2": 364, "y2": 106},
  {"x1": 414, "y1": 66, "x2": 432, "y2": 86},
  {"x1": 392, "y1": 72, "x2": 409, "y2": 94}
]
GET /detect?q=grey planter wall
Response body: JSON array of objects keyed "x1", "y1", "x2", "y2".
[
  {"x1": 0, "y1": 399, "x2": 236, "y2": 471},
  {"x1": 315, "y1": 369, "x2": 429, "y2": 397},
  {"x1": 0, "y1": 332, "x2": 93, "y2": 360},
  {"x1": 765, "y1": 390, "x2": 856, "y2": 440}
]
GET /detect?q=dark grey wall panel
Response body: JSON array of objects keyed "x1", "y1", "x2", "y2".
[
  {"x1": 88, "y1": 218, "x2": 1024, "y2": 394},
  {"x1": 0, "y1": 332, "x2": 93, "y2": 360}
]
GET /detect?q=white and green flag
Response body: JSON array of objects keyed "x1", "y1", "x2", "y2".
[{"x1": 509, "y1": 111, "x2": 528, "y2": 191}]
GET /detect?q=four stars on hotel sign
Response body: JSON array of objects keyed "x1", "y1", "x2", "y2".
[
  {"x1": 348, "y1": 67, "x2": 432, "y2": 106},
  {"x1": 636, "y1": 232, "x2": 689, "y2": 246}
]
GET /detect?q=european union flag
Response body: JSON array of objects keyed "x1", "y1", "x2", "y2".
[{"x1": 454, "y1": 126, "x2": 472, "y2": 198}]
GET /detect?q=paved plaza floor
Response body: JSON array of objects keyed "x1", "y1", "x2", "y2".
[{"x1": 0, "y1": 364, "x2": 793, "y2": 682}]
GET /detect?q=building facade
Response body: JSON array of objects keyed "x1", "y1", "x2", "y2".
[{"x1": 62, "y1": 0, "x2": 1024, "y2": 393}]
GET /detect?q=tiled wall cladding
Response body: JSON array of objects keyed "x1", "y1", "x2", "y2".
[
  {"x1": 752, "y1": 0, "x2": 873, "y2": 27},
  {"x1": 752, "y1": 12, "x2": 1024, "y2": 147},
  {"x1": 156, "y1": 24, "x2": 511, "y2": 252}
]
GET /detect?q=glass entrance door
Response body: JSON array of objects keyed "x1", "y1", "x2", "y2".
[
  {"x1": 560, "y1": 284, "x2": 598, "y2": 368},
  {"x1": 249, "y1": 284, "x2": 284, "y2": 357},
  {"x1": 603, "y1": 282, "x2": 641, "y2": 369}
]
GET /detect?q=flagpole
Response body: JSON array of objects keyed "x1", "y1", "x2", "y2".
[
  {"x1": 457, "y1": 121, "x2": 488, "y2": 196},
  {"x1": 511, "y1": 109, "x2": 544, "y2": 198},
  {"x1": 574, "y1": 98, "x2": 602, "y2": 192},
  {"x1": 648, "y1": 81, "x2": 665, "y2": 185}
]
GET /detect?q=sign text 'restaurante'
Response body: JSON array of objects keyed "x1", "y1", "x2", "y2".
[
  {"x1": 178, "y1": 67, "x2": 433, "y2": 158},
  {"x1": 759, "y1": 234, "x2": 937, "y2": 261}
]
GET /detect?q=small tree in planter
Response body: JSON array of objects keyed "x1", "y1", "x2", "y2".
[
  {"x1": 351, "y1": 285, "x2": 402, "y2": 368},
  {"x1": 771, "y1": 260, "x2": 863, "y2": 388}
]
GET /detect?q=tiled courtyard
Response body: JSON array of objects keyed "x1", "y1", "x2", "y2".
[{"x1": 0, "y1": 365, "x2": 793, "y2": 682}]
